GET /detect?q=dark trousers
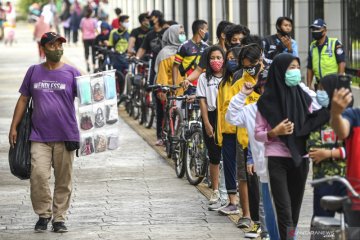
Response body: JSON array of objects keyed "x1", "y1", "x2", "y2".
[
  {"x1": 63, "y1": 27, "x2": 70, "y2": 43},
  {"x1": 83, "y1": 39, "x2": 95, "y2": 64},
  {"x1": 155, "y1": 95, "x2": 164, "y2": 140},
  {"x1": 222, "y1": 134, "x2": 237, "y2": 194},
  {"x1": 72, "y1": 29, "x2": 78, "y2": 43},
  {"x1": 268, "y1": 156, "x2": 309, "y2": 240},
  {"x1": 245, "y1": 146, "x2": 260, "y2": 222}
]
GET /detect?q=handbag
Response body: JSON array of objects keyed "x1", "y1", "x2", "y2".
[
  {"x1": 94, "y1": 135, "x2": 107, "y2": 153},
  {"x1": 8, "y1": 98, "x2": 33, "y2": 180},
  {"x1": 106, "y1": 105, "x2": 118, "y2": 125}
]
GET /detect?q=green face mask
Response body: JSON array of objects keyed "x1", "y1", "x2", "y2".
[
  {"x1": 44, "y1": 48, "x2": 63, "y2": 63},
  {"x1": 285, "y1": 69, "x2": 301, "y2": 87}
]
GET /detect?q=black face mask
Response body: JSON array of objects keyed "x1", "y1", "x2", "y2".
[
  {"x1": 226, "y1": 42, "x2": 241, "y2": 50},
  {"x1": 312, "y1": 31, "x2": 324, "y2": 40},
  {"x1": 149, "y1": 20, "x2": 155, "y2": 27}
]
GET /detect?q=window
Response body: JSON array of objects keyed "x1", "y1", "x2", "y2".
[
  {"x1": 258, "y1": 0, "x2": 270, "y2": 36},
  {"x1": 283, "y1": 0, "x2": 295, "y2": 19},
  {"x1": 309, "y1": 0, "x2": 324, "y2": 24},
  {"x1": 342, "y1": 0, "x2": 360, "y2": 71},
  {"x1": 239, "y1": 0, "x2": 247, "y2": 26}
]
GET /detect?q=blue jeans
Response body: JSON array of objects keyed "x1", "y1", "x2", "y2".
[
  {"x1": 222, "y1": 134, "x2": 237, "y2": 194},
  {"x1": 262, "y1": 182, "x2": 280, "y2": 240}
]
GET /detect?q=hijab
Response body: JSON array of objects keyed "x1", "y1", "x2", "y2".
[
  {"x1": 154, "y1": 24, "x2": 183, "y2": 73},
  {"x1": 257, "y1": 53, "x2": 312, "y2": 166}
]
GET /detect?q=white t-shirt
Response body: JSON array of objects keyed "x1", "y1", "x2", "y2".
[{"x1": 196, "y1": 73, "x2": 222, "y2": 111}]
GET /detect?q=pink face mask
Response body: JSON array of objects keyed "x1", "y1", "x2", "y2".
[{"x1": 210, "y1": 59, "x2": 224, "y2": 73}]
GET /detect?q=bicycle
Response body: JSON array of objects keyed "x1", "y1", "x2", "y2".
[
  {"x1": 310, "y1": 176, "x2": 360, "y2": 240},
  {"x1": 174, "y1": 89, "x2": 208, "y2": 185},
  {"x1": 148, "y1": 85, "x2": 183, "y2": 159}
]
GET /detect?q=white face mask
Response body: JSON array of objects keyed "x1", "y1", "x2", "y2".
[{"x1": 122, "y1": 22, "x2": 130, "y2": 29}]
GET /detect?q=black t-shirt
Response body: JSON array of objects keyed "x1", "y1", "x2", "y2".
[
  {"x1": 198, "y1": 47, "x2": 209, "y2": 69},
  {"x1": 130, "y1": 27, "x2": 149, "y2": 52},
  {"x1": 140, "y1": 28, "x2": 166, "y2": 58}
]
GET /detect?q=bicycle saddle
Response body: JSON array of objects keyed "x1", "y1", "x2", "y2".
[{"x1": 320, "y1": 196, "x2": 348, "y2": 212}]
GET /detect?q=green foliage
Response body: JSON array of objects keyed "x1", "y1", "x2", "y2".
[{"x1": 17, "y1": 0, "x2": 49, "y2": 16}]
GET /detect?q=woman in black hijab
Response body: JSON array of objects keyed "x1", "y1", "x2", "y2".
[{"x1": 255, "y1": 53, "x2": 315, "y2": 240}]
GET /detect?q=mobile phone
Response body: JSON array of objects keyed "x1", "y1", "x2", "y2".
[{"x1": 336, "y1": 74, "x2": 351, "y2": 90}]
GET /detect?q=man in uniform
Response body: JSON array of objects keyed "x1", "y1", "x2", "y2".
[{"x1": 306, "y1": 19, "x2": 345, "y2": 89}]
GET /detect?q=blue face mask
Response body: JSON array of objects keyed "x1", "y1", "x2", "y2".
[
  {"x1": 226, "y1": 60, "x2": 238, "y2": 73},
  {"x1": 178, "y1": 34, "x2": 186, "y2": 43},
  {"x1": 285, "y1": 69, "x2": 301, "y2": 87},
  {"x1": 201, "y1": 31, "x2": 209, "y2": 42},
  {"x1": 316, "y1": 90, "x2": 329, "y2": 108}
]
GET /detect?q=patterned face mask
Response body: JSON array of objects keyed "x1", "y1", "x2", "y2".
[
  {"x1": 209, "y1": 59, "x2": 224, "y2": 73},
  {"x1": 244, "y1": 63, "x2": 261, "y2": 76}
]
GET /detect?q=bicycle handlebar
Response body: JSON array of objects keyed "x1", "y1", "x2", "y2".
[
  {"x1": 310, "y1": 176, "x2": 360, "y2": 198},
  {"x1": 147, "y1": 85, "x2": 181, "y2": 91}
]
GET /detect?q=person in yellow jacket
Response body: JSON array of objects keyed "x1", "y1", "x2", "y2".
[
  {"x1": 228, "y1": 41, "x2": 265, "y2": 229},
  {"x1": 215, "y1": 47, "x2": 241, "y2": 215},
  {"x1": 153, "y1": 24, "x2": 185, "y2": 145}
]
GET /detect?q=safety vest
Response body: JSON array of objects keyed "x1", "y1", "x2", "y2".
[{"x1": 310, "y1": 37, "x2": 338, "y2": 80}]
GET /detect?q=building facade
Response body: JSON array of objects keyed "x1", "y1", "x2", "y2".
[{"x1": 108, "y1": 0, "x2": 359, "y2": 73}]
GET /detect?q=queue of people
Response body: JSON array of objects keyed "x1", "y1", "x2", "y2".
[{"x1": 9, "y1": 2, "x2": 360, "y2": 239}]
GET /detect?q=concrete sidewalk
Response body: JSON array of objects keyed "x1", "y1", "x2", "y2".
[{"x1": 0, "y1": 23, "x2": 245, "y2": 240}]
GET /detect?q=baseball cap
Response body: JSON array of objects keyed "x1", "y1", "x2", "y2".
[
  {"x1": 310, "y1": 19, "x2": 327, "y2": 29},
  {"x1": 40, "y1": 32, "x2": 66, "y2": 47}
]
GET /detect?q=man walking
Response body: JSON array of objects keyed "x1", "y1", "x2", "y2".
[{"x1": 9, "y1": 32, "x2": 81, "y2": 233}]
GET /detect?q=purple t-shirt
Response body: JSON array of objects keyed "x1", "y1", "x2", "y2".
[{"x1": 19, "y1": 64, "x2": 81, "y2": 142}]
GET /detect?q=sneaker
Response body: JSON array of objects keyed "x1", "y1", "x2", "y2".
[
  {"x1": 52, "y1": 222, "x2": 68, "y2": 233},
  {"x1": 244, "y1": 223, "x2": 261, "y2": 238},
  {"x1": 34, "y1": 217, "x2": 51, "y2": 232},
  {"x1": 155, "y1": 139, "x2": 164, "y2": 146},
  {"x1": 209, "y1": 190, "x2": 220, "y2": 204},
  {"x1": 260, "y1": 232, "x2": 270, "y2": 240},
  {"x1": 208, "y1": 200, "x2": 228, "y2": 211},
  {"x1": 218, "y1": 203, "x2": 240, "y2": 215},
  {"x1": 237, "y1": 217, "x2": 252, "y2": 229}
]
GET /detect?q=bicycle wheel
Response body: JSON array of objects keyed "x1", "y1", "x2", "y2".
[
  {"x1": 171, "y1": 108, "x2": 183, "y2": 138},
  {"x1": 144, "y1": 92, "x2": 155, "y2": 129},
  {"x1": 161, "y1": 115, "x2": 172, "y2": 158},
  {"x1": 138, "y1": 87, "x2": 145, "y2": 125},
  {"x1": 173, "y1": 141, "x2": 186, "y2": 178},
  {"x1": 185, "y1": 128, "x2": 208, "y2": 185},
  {"x1": 124, "y1": 73, "x2": 133, "y2": 114},
  {"x1": 132, "y1": 87, "x2": 141, "y2": 120}
]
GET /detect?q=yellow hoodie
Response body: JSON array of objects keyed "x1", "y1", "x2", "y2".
[
  {"x1": 230, "y1": 72, "x2": 260, "y2": 148},
  {"x1": 216, "y1": 78, "x2": 237, "y2": 147}
]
